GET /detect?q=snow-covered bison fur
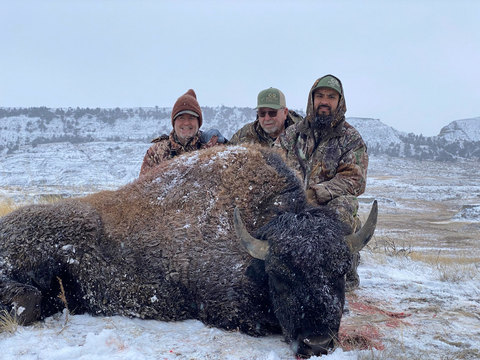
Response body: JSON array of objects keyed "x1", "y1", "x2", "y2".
[{"x1": 0, "y1": 145, "x2": 376, "y2": 357}]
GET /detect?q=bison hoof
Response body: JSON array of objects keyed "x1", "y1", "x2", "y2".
[{"x1": 0, "y1": 281, "x2": 42, "y2": 325}]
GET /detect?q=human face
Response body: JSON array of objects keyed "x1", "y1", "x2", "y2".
[
  {"x1": 313, "y1": 88, "x2": 340, "y2": 116},
  {"x1": 174, "y1": 114, "x2": 199, "y2": 143},
  {"x1": 257, "y1": 107, "x2": 288, "y2": 139}
]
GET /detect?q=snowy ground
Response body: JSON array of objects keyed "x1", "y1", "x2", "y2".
[{"x1": 1, "y1": 144, "x2": 479, "y2": 359}]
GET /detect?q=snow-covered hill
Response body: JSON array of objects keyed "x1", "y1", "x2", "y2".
[
  {"x1": 0, "y1": 107, "x2": 255, "y2": 153},
  {"x1": 437, "y1": 116, "x2": 480, "y2": 142},
  {"x1": 346, "y1": 117, "x2": 405, "y2": 148},
  {"x1": 1, "y1": 107, "x2": 480, "y2": 160}
]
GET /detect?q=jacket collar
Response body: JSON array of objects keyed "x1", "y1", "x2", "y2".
[{"x1": 169, "y1": 129, "x2": 202, "y2": 151}]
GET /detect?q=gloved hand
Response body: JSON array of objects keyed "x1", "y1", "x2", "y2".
[
  {"x1": 200, "y1": 129, "x2": 227, "y2": 144},
  {"x1": 307, "y1": 185, "x2": 332, "y2": 205},
  {"x1": 306, "y1": 188, "x2": 317, "y2": 203}
]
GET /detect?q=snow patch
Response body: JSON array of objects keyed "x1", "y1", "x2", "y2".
[{"x1": 452, "y1": 204, "x2": 480, "y2": 222}]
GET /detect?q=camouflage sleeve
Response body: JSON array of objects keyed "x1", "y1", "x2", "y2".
[
  {"x1": 313, "y1": 136, "x2": 368, "y2": 199},
  {"x1": 228, "y1": 123, "x2": 256, "y2": 145},
  {"x1": 274, "y1": 124, "x2": 296, "y2": 154},
  {"x1": 228, "y1": 128, "x2": 243, "y2": 145},
  {"x1": 139, "y1": 146, "x2": 156, "y2": 177},
  {"x1": 139, "y1": 141, "x2": 170, "y2": 177},
  {"x1": 287, "y1": 110, "x2": 304, "y2": 125}
]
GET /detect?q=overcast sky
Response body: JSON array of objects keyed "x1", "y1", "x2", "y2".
[{"x1": 1, "y1": 0, "x2": 479, "y2": 136}]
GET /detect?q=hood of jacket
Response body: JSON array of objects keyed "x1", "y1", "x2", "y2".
[{"x1": 304, "y1": 74, "x2": 347, "y2": 130}]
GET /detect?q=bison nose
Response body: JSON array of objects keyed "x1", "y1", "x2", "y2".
[{"x1": 297, "y1": 334, "x2": 332, "y2": 357}]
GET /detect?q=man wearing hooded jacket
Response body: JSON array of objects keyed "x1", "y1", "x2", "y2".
[{"x1": 275, "y1": 74, "x2": 368, "y2": 291}]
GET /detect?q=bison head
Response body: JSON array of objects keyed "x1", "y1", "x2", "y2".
[{"x1": 234, "y1": 201, "x2": 377, "y2": 357}]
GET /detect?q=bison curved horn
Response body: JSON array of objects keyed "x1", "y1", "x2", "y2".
[
  {"x1": 345, "y1": 200, "x2": 378, "y2": 254},
  {"x1": 233, "y1": 207, "x2": 270, "y2": 260}
]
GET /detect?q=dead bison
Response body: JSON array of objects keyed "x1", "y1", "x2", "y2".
[{"x1": 0, "y1": 145, "x2": 377, "y2": 357}]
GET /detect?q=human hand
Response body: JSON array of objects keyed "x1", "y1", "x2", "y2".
[
  {"x1": 307, "y1": 186, "x2": 332, "y2": 205},
  {"x1": 200, "y1": 129, "x2": 226, "y2": 144},
  {"x1": 306, "y1": 188, "x2": 317, "y2": 203}
]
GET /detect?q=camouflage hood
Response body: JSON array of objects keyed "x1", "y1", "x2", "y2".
[{"x1": 305, "y1": 74, "x2": 347, "y2": 130}]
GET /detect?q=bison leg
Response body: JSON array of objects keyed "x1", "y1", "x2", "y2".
[
  {"x1": 345, "y1": 252, "x2": 361, "y2": 292},
  {"x1": 0, "y1": 280, "x2": 42, "y2": 325}
]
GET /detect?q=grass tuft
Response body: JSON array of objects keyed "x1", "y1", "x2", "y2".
[
  {"x1": 410, "y1": 251, "x2": 480, "y2": 282},
  {"x1": 38, "y1": 194, "x2": 66, "y2": 204},
  {"x1": 0, "y1": 198, "x2": 17, "y2": 217},
  {"x1": 56, "y1": 276, "x2": 71, "y2": 332},
  {"x1": 0, "y1": 194, "x2": 65, "y2": 217},
  {"x1": 436, "y1": 263, "x2": 479, "y2": 282},
  {"x1": 0, "y1": 309, "x2": 18, "y2": 334},
  {"x1": 367, "y1": 236, "x2": 413, "y2": 258}
]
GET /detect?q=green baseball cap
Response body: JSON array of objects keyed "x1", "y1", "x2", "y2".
[
  {"x1": 313, "y1": 75, "x2": 342, "y2": 95},
  {"x1": 256, "y1": 87, "x2": 286, "y2": 109}
]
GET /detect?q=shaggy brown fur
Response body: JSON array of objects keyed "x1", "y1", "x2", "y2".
[{"x1": 0, "y1": 145, "x2": 364, "y2": 358}]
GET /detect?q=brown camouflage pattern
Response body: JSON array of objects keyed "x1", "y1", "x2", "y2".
[
  {"x1": 139, "y1": 130, "x2": 221, "y2": 176},
  {"x1": 229, "y1": 110, "x2": 303, "y2": 147},
  {"x1": 275, "y1": 76, "x2": 368, "y2": 232}
]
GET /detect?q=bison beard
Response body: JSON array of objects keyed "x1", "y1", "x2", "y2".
[{"x1": 0, "y1": 145, "x2": 376, "y2": 358}]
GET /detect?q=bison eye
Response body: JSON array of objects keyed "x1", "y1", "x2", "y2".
[
  {"x1": 269, "y1": 272, "x2": 293, "y2": 295},
  {"x1": 271, "y1": 277, "x2": 290, "y2": 295}
]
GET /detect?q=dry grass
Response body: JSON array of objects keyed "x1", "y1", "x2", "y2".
[
  {"x1": 409, "y1": 251, "x2": 480, "y2": 282},
  {"x1": 56, "y1": 277, "x2": 71, "y2": 333},
  {"x1": 366, "y1": 236, "x2": 413, "y2": 258},
  {"x1": 0, "y1": 194, "x2": 65, "y2": 217},
  {"x1": 0, "y1": 309, "x2": 18, "y2": 334},
  {"x1": 0, "y1": 198, "x2": 17, "y2": 217},
  {"x1": 436, "y1": 263, "x2": 479, "y2": 282},
  {"x1": 410, "y1": 251, "x2": 480, "y2": 265},
  {"x1": 366, "y1": 234, "x2": 480, "y2": 283},
  {"x1": 37, "y1": 194, "x2": 66, "y2": 204},
  {"x1": 356, "y1": 347, "x2": 480, "y2": 360},
  {"x1": 381, "y1": 237, "x2": 413, "y2": 258}
]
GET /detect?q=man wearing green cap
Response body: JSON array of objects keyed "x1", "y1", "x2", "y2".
[
  {"x1": 229, "y1": 87, "x2": 302, "y2": 146},
  {"x1": 275, "y1": 74, "x2": 368, "y2": 291}
]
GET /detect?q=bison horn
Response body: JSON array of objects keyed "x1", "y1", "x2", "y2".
[
  {"x1": 345, "y1": 200, "x2": 378, "y2": 253},
  {"x1": 233, "y1": 207, "x2": 270, "y2": 260}
]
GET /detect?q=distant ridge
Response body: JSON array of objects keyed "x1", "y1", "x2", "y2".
[
  {"x1": 1, "y1": 107, "x2": 479, "y2": 161},
  {"x1": 348, "y1": 116, "x2": 480, "y2": 160},
  {"x1": 437, "y1": 117, "x2": 480, "y2": 142},
  {"x1": 346, "y1": 117, "x2": 405, "y2": 148}
]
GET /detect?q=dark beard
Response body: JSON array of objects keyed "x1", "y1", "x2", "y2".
[{"x1": 313, "y1": 114, "x2": 334, "y2": 131}]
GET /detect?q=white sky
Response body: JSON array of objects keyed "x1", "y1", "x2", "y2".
[{"x1": 1, "y1": 0, "x2": 479, "y2": 136}]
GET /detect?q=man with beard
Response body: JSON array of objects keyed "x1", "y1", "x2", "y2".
[
  {"x1": 229, "y1": 88, "x2": 302, "y2": 146},
  {"x1": 275, "y1": 75, "x2": 368, "y2": 291},
  {"x1": 140, "y1": 89, "x2": 225, "y2": 176}
]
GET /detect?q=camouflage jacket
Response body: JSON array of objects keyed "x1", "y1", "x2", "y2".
[
  {"x1": 276, "y1": 119, "x2": 368, "y2": 201},
  {"x1": 275, "y1": 76, "x2": 368, "y2": 204},
  {"x1": 229, "y1": 110, "x2": 303, "y2": 147},
  {"x1": 139, "y1": 130, "x2": 220, "y2": 176}
]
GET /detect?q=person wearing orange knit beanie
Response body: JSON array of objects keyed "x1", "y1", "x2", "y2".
[{"x1": 140, "y1": 89, "x2": 225, "y2": 176}]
